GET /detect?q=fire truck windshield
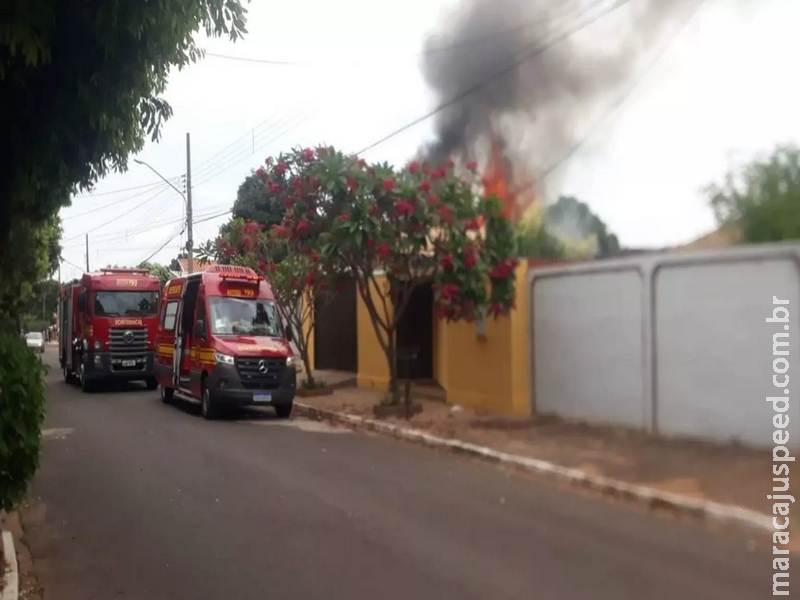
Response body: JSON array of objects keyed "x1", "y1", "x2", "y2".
[
  {"x1": 209, "y1": 297, "x2": 283, "y2": 337},
  {"x1": 93, "y1": 291, "x2": 159, "y2": 317}
]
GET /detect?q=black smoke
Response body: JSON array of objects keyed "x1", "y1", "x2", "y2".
[{"x1": 417, "y1": 0, "x2": 691, "y2": 176}]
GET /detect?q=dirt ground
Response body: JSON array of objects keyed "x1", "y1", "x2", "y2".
[{"x1": 299, "y1": 388, "x2": 771, "y2": 515}]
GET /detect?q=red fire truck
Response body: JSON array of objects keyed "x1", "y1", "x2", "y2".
[{"x1": 59, "y1": 268, "x2": 162, "y2": 392}]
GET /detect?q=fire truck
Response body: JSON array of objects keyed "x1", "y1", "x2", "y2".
[{"x1": 59, "y1": 267, "x2": 162, "y2": 392}]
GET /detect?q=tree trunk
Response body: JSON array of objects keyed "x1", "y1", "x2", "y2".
[{"x1": 387, "y1": 329, "x2": 399, "y2": 404}]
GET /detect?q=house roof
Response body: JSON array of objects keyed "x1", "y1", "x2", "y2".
[
  {"x1": 177, "y1": 258, "x2": 217, "y2": 273},
  {"x1": 673, "y1": 224, "x2": 741, "y2": 252}
]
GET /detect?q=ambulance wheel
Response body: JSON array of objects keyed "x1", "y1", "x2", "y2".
[
  {"x1": 201, "y1": 385, "x2": 219, "y2": 420},
  {"x1": 160, "y1": 385, "x2": 174, "y2": 404},
  {"x1": 275, "y1": 403, "x2": 293, "y2": 420},
  {"x1": 145, "y1": 377, "x2": 158, "y2": 391}
]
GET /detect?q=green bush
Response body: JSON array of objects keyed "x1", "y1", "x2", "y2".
[{"x1": 0, "y1": 327, "x2": 47, "y2": 511}]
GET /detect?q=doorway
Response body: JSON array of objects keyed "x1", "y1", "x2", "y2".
[{"x1": 395, "y1": 283, "x2": 434, "y2": 381}]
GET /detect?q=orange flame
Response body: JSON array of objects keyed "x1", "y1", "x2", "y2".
[{"x1": 481, "y1": 135, "x2": 535, "y2": 222}]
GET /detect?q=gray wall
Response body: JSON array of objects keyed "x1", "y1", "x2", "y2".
[{"x1": 528, "y1": 242, "x2": 800, "y2": 448}]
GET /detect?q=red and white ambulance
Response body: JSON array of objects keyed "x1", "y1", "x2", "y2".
[{"x1": 154, "y1": 265, "x2": 297, "y2": 420}]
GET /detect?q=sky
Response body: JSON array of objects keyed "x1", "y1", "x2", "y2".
[{"x1": 57, "y1": 0, "x2": 800, "y2": 281}]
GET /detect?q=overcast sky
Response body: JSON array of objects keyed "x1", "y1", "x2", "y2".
[{"x1": 57, "y1": 0, "x2": 799, "y2": 281}]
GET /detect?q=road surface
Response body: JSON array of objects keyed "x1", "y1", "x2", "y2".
[{"x1": 20, "y1": 349, "x2": 770, "y2": 599}]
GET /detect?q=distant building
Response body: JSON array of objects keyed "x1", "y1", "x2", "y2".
[
  {"x1": 171, "y1": 257, "x2": 218, "y2": 278},
  {"x1": 673, "y1": 224, "x2": 741, "y2": 252}
]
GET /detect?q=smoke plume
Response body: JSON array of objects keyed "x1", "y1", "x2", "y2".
[{"x1": 418, "y1": 0, "x2": 692, "y2": 195}]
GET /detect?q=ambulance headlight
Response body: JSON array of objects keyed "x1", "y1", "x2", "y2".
[
  {"x1": 286, "y1": 356, "x2": 295, "y2": 368},
  {"x1": 214, "y1": 352, "x2": 235, "y2": 365},
  {"x1": 93, "y1": 340, "x2": 101, "y2": 350}
]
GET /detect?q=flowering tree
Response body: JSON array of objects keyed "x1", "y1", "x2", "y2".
[
  {"x1": 198, "y1": 223, "x2": 343, "y2": 389},
  {"x1": 261, "y1": 146, "x2": 518, "y2": 405}
]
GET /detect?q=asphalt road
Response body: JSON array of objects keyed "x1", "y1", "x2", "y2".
[{"x1": 20, "y1": 349, "x2": 770, "y2": 600}]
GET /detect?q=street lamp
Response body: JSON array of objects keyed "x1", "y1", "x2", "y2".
[{"x1": 133, "y1": 158, "x2": 194, "y2": 274}]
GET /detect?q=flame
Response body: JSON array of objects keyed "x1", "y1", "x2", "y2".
[{"x1": 481, "y1": 134, "x2": 535, "y2": 222}]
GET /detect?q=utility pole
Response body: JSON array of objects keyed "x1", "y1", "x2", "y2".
[
  {"x1": 185, "y1": 132, "x2": 194, "y2": 274},
  {"x1": 85, "y1": 234, "x2": 90, "y2": 272}
]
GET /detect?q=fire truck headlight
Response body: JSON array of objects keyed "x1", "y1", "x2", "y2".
[
  {"x1": 93, "y1": 340, "x2": 101, "y2": 350},
  {"x1": 214, "y1": 352, "x2": 235, "y2": 365},
  {"x1": 285, "y1": 356, "x2": 295, "y2": 368}
]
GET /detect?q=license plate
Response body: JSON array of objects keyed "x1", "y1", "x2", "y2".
[
  {"x1": 253, "y1": 393, "x2": 272, "y2": 403},
  {"x1": 121, "y1": 360, "x2": 136, "y2": 367}
]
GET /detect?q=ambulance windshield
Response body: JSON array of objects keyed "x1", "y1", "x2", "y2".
[{"x1": 208, "y1": 297, "x2": 283, "y2": 337}]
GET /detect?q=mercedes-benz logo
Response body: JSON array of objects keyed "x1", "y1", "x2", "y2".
[
  {"x1": 123, "y1": 330, "x2": 134, "y2": 344},
  {"x1": 257, "y1": 360, "x2": 268, "y2": 374}
]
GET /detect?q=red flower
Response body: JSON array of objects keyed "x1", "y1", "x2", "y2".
[
  {"x1": 275, "y1": 161, "x2": 288, "y2": 176},
  {"x1": 426, "y1": 195, "x2": 439, "y2": 206},
  {"x1": 295, "y1": 220, "x2": 310, "y2": 235},
  {"x1": 382, "y1": 178, "x2": 395, "y2": 192},
  {"x1": 346, "y1": 178, "x2": 358, "y2": 191},
  {"x1": 446, "y1": 158, "x2": 455, "y2": 169},
  {"x1": 419, "y1": 180, "x2": 431, "y2": 192},
  {"x1": 441, "y1": 254, "x2": 454, "y2": 270},
  {"x1": 358, "y1": 159, "x2": 367, "y2": 168},
  {"x1": 301, "y1": 148, "x2": 315, "y2": 161},
  {"x1": 396, "y1": 200, "x2": 415, "y2": 218},
  {"x1": 284, "y1": 198, "x2": 294, "y2": 209},
  {"x1": 337, "y1": 213, "x2": 350, "y2": 224},
  {"x1": 267, "y1": 181, "x2": 281, "y2": 194},
  {"x1": 305, "y1": 273, "x2": 316, "y2": 287},
  {"x1": 438, "y1": 205, "x2": 453, "y2": 223},
  {"x1": 366, "y1": 239, "x2": 375, "y2": 250},
  {"x1": 265, "y1": 157, "x2": 274, "y2": 166},
  {"x1": 466, "y1": 159, "x2": 478, "y2": 172},
  {"x1": 258, "y1": 260, "x2": 267, "y2": 272},
  {"x1": 369, "y1": 204, "x2": 381, "y2": 217},
  {"x1": 377, "y1": 243, "x2": 392, "y2": 259},
  {"x1": 409, "y1": 162, "x2": 420, "y2": 174},
  {"x1": 311, "y1": 251, "x2": 319, "y2": 263},
  {"x1": 465, "y1": 218, "x2": 480, "y2": 231},
  {"x1": 463, "y1": 253, "x2": 476, "y2": 269}
]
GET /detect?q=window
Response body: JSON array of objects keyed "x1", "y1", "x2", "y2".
[
  {"x1": 162, "y1": 301, "x2": 178, "y2": 332},
  {"x1": 209, "y1": 297, "x2": 283, "y2": 337},
  {"x1": 94, "y1": 291, "x2": 159, "y2": 316}
]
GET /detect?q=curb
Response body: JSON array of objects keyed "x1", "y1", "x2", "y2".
[
  {"x1": 1, "y1": 530, "x2": 18, "y2": 600},
  {"x1": 295, "y1": 403, "x2": 773, "y2": 534}
]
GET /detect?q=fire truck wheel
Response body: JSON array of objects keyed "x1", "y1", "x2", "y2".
[
  {"x1": 145, "y1": 377, "x2": 158, "y2": 391},
  {"x1": 201, "y1": 385, "x2": 219, "y2": 420},
  {"x1": 79, "y1": 364, "x2": 95, "y2": 393},
  {"x1": 160, "y1": 385, "x2": 174, "y2": 404}
]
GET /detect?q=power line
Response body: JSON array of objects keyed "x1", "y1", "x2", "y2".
[
  {"x1": 64, "y1": 185, "x2": 175, "y2": 241},
  {"x1": 203, "y1": 3, "x2": 594, "y2": 66},
  {"x1": 193, "y1": 110, "x2": 313, "y2": 188},
  {"x1": 72, "y1": 179, "x2": 176, "y2": 198},
  {"x1": 139, "y1": 227, "x2": 185, "y2": 265},
  {"x1": 355, "y1": 0, "x2": 627, "y2": 156},
  {"x1": 533, "y1": 0, "x2": 706, "y2": 184},
  {"x1": 64, "y1": 179, "x2": 178, "y2": 220}
]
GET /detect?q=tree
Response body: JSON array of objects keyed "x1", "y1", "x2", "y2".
[
  {"x1": 0, "y1": 216, "x2": 62, "y2": 328},
  {"x1": 543, "y1": 196, "x2": 620, "y2": 258},
  {"x1": 259, "y1": 147, "x2": 517, "y2": 408},
  {"x1": 231, "y1": 171, "x2": 286, "y2": 227},
  {"x1": 199, "y1": 219, "x2": 344, "y2": 388},
  {"x1": 0, "y1": 0, "x2": 248, "y2": 261},
  {"x1": 137, "y1": 261, "x2": 174, "y2": 286},
  {"x1": 706, "y1": 144, "x2": 800, "y2": 243}
]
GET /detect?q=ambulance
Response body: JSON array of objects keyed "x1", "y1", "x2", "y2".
[{"x1": 154, "y1": 265, "x2": 297, "y2": 420}]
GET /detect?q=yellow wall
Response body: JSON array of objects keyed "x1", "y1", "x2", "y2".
[
  {"x1": 354, "y1": 262, "x2": 535, "y2": 416},
  {"x1": 356, "y1": 278, "x2": 392, "y2": 390}
]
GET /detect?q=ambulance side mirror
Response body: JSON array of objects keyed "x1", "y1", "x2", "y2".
[
  {"x1": 285, "y1": 326, "x2": 293, "y2": 343},
  {"x1": 194, "y1": 321, "x2": 207, "y2": 339}
]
